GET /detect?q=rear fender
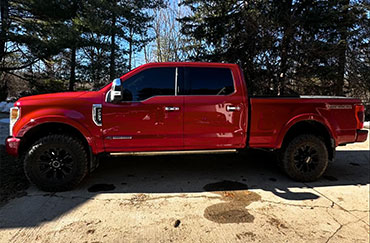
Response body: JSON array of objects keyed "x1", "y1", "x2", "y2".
[{"x1": 276, "y1": 114, "x2": 337, "y2": 148}]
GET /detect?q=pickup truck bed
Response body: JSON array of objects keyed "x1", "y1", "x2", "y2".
[{"x1": 249, "y1": 96, "x2": 365, "y2": 149}]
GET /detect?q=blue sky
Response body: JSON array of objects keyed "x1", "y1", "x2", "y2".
[{"x1": 133, "y1": 0, "x2": 185, "y2": 68}]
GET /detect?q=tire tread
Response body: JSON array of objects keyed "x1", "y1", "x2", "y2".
[
  {"x1": 24, "y1": 134, "x2": 88, "y2": 192},
  {"x1": 281, "y1": 134, "x2": 328, "y2": 182}
]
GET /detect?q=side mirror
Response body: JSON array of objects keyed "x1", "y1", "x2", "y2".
[
  {"x1": 122, "y1": 88, "x2": 133, "y2": 101},
  {"x1": 110, "y1": 78, "x2": 122, "y2": 103}
]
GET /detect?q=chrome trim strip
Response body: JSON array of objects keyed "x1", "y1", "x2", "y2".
[
  {"x1": 226, "y1": 106, "x2": 241, "y2": 111},
  {"x1": 110, "y1": 149, "x2": 237, "y2": 156},
  {"x1": 92, "y1": 104, "x2": 102, "y2": 126},
  {"x1": 326, "y1": 104, "x2": 352, "y2": 110},
  {"x1": 105, "y1": 90, "x2": 111, "y2": 102},
  {"x1": 165, "y1": 107, "x2": 180, "y2": 111},
  {"x1": 300, "y1": 95, "x2": 354, "y2": 99},
  {"x1": 106, "y1": 136, "x2": 132, "y2": 140},
  {"x1": 175, "y1": 67, "x2": 178, "y2": 96},
  {"x1": 9, "y1": 106, "x2": 20, "y2": 136}
]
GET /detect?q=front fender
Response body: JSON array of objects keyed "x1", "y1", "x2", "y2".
[
  {"x1": 15, "y1": 109, "x2": 100, "y2": 154},
  {"x1": 275, "y1": 113, "x2": 337, "y2": 148}
]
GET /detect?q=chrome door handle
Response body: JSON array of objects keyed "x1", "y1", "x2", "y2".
[
  {"x1": 165, "y1": 107, "x2": 180, "y2": 111},
  {"x1": 227, "y1": 106, "x2": 241, "y2": 111}
]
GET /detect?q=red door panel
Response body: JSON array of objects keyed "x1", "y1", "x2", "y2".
[
  {"x1": 102, "y1": 96, "x2": 183, "y2": 152},
  {"x1": 184, "y1": 95, "x2": 246, "y2": 149},
  {"x1": 182, "y1": 66, "x2": 247, "y2": 149}
]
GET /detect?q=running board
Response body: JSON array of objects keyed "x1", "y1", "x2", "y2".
[{"x1": 110, "y1": 149, "x2": 237, "y2": 157}]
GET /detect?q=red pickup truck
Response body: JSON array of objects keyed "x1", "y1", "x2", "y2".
[{"x1": 6, "y1": 62, "x2": 368, "y2": 191}]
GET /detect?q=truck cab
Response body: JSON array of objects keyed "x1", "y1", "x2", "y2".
[{"x1": 103, "y1": 63, "x2": 247, "y2": 152}]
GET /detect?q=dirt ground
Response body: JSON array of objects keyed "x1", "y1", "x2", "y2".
[{"x1": 0, "y1": 124, "x2": 369, "y2": 242}]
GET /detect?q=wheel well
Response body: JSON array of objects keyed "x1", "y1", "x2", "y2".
[
  {"x1": 19, "y1": 122, "x2": 91, "y2": 161},
  {"x1": 281, "y1": 121, "x2": 334, "y2": 161}
]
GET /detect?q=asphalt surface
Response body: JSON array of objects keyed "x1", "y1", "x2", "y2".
[{"x1": 0, "y1": 114, "x2": 369, "y2": 242}]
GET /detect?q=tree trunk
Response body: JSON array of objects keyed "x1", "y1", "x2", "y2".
[
  {"x1": 0, "y1": 75, "x2": 8, "y2": 100},
  {"x1": 69, "y1": 46, "x2": 76, "y2": 91},
  {"x1": 336, "y1": 42, "x2": 346, "y2": 96},
  {"x1": 0, "y1": 0, "x2": 9, "y2": 63},
  {"x1": 143, "y1": 41, "x2": 149, "y2": 63},
  {"x1": 278, "y1": 0, "x2": 293, "y2": 96},
  {"x1": 109, "y1": 13, "x2": 116, "y2": 80},
  {"x1": 335, "y1": 0, "x2": 349, "y2": 96},
  {"x1": 128, "y1": 27, "x2": 133, "y2": 70},
  {"x1": 154, "y1": 10, "x2": 162, "y2": 62}
]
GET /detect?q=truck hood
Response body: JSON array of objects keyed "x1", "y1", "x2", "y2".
[{"x1": 18, "y1": 91, "x2": 89, "y2": 102}]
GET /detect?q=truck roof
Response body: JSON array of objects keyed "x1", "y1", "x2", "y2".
[{"x1": 138, "y1": 62, "x2": 239, "y2": 68}]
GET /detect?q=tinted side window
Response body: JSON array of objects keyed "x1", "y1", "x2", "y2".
[
  {"x1": 184, "y1": 67, "x2": 234, "y2": 95},
  {"x1": 122, "y1": 67, "x2": 175, "y2": 101}
]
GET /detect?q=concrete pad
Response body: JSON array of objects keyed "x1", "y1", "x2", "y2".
[{"x1": 0, "y1": 132, "x2": 369, "y2": 242}]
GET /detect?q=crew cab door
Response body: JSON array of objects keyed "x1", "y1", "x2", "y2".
[
  {"x1": 181, "y1": 66, "x2": 247, "y2": 149},
  {"x1": 102, "y1": 67, "x2": 183, "y2": 151}
]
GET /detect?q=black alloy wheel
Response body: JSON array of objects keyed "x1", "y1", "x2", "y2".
[
  {"x1": 293, "y1": 145, "x2": 320, "y2": 173},
  {"x1": 281, "y1": 134, "x2": 329, "y2": 182},
  {"x1": 24, "y1": 134, "x2": 88, "y2": 191},
  {"x1": 38, "y1": 147, "x2": 75, "y2": 181}
]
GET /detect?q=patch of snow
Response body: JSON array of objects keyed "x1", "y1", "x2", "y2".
[
  {"x1": 0, "y1": 101, "x2": 7, "y2": 110},
  {"x1": 0, "y1": 118, "x2": 10, "y2": 124},
  {"x1": 0, "y1": 102, "x2": 14, "y2": 113},
  {"x1": 364, "y1": 121, "x2": 370, "y2": 129}
]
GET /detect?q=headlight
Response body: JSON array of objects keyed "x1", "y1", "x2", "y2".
[{"x1": 9, "y1": 107, "x2": 20, "y2": 136}]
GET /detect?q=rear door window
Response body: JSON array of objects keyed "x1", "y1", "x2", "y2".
[{"x1": 183, "y1": 67, "x2": 234, "y2": 95}]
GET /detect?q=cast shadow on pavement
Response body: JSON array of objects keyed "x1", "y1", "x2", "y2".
[{"x1": 0, "y1": 149, "x2": 368, "y2": 229}]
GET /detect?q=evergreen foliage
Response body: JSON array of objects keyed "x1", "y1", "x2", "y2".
[{"x1": 0, "y1": 0, "x2": 369, "y2": 118}]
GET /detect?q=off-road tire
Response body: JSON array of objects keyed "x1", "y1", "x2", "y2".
[
  {"x1": 24, "y1": 134, "x2": 88, "y2": 192},
  {"x1": 281, "y1": 134, "x2": 328, "y2": 182}
]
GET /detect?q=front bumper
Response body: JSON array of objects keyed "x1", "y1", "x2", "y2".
[
  {"x1": 5, "y1": 137, "x2": 21, "y2": 157},
  {"x1": 355, "y1": 129, "x2": 368, "y2": 143}
]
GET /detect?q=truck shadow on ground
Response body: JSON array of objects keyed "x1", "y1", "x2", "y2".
[
  {"x1": 0, "y1": 148, "x2": 368, "y2": 229},
  {"x1": 84, "y1": 149, "x2": 369, "y2": 198}
]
